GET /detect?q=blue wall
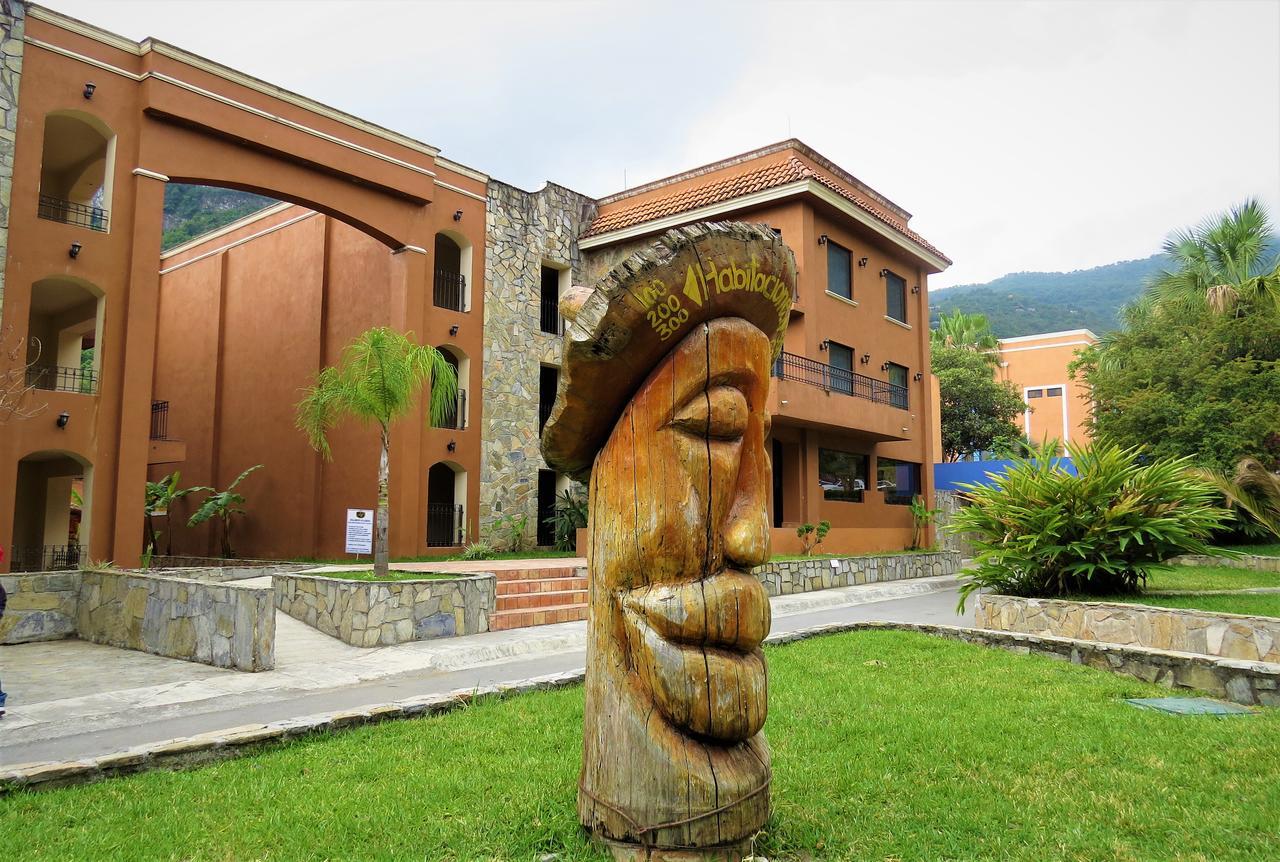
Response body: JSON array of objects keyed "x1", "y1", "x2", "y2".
[{"x1": 934, "y1": 458, "x2": 1077, "y2": 491}]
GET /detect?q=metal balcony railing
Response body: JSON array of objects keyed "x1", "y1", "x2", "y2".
[
  {"x1": 38, "y1": 193, "x2": 109, "y2": 232},
  {"x1": 772, "y1": 351, "x2": 908, "y2": 409},
  {"x1": 151, "y1": 400, "x2": 170, "y2": 440},
  {"x1": 426, "y1": 503, "x2": 464, "y2": 547},
  {"x1": 540, "y1": 294, "x2": 562, "y2": 335},
  {"x1": 539, "y1": 396, "x2": 555, "y2": 431},
  {"x1": 432, "y1": 389, "x2": 467, "y2": 430},
  {"x1": 27, "y1": 365, "x2": 98, "y2": 395},
  {"x1": 10, "y1": 544, "x2": 86, "y2": 572},
  {"x1": 433, "y1": 269, "x2": 466, "y2": 312}
]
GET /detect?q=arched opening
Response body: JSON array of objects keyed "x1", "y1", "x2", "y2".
[
  {"x1": 433, "y1": 230, "x2": 472, "y2": 312},
  {"x1": 426, "y1": 460, "x2": 466, "y2": 547},
  {"x1": 37, "y1": 111, "x2": 115, "y2": 232},
  {"x1": 25, "y1": 276, "x2": 104, "y2": 394},
  {"x1": 11, "y1": 450, "x2": 93, "y2": 571},
  {"x1": 431, "y1": 345, "x2": 469, "y2": 430}
]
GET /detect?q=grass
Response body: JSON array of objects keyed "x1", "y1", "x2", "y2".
[
  {"x1": 1145, "y1": 564, "x2": 1280, "y2": 592},
  {"x1": 4, "y1": 630, "x2": 1278, "y2": 861},
  {"x1": 1103, "y1": 592, "x2": 1280, "y2": 618},
  {"x1": 308, "y1": 570, "x2": 458, "y2": 582},
  {"x1": 1060, "y1": 565, "x2": 1280, "y2": 617},
  {"x1": 1218, "y1": 542, "x2": 1280, "y2": 557},
  {"x1": 292, "y1": 549, "x2": 581, "y2": 566}
]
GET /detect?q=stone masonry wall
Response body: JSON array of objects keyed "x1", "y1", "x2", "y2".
[
  {"x1": 0, "y1": 570, "x2": 79, "y2": 643},
  {"x1": 753, "y1": 550, "x2": 960, "y2": 597},
  {"x1": 976, "y1": 594, "x2": 1280, "y2": 664},
  {"x1": 274, "y1": 573, "x2": 495, "y2": 647},
  {"x1": 77, "y1": 570, "x2": 275, "y2": 671},
  {"x1": 0, "y1": 0, "x2": 24, "y2": 318},
  {"x1": 1169, "y1": 553, "x2": 1280, "y2": 573},
  {"x1": 934, "y1": 491, "x2": 976, "y2": 558},
  {"x1": 481, "y1": 181, "x2": 596, "y2": 545}
]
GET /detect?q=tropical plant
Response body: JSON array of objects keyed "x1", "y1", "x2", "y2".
[
  {"x1": 796, "y1": 520, "x2": 831, "y2": 556},
  {"x1": 144, "y1": 471, "x2": 198, "y2": 556},
  {"x1": 296, "y1": 327, "x2": 457, "y2": 578},
  {"x1": 932, "y1": 344, "x2": 1026, "y2": 461},
  {"x1": 187, "y1": 465, "x2": 263, "y2": 559},
  {"x1": 547, "y1": 488, "x2": 587, "y2": 551},
  {"x1": 458, "y1": 540, "x2": 496, "y2": 561},
  {"x1": 952, "y1": 442, "x2": 1230, "y2": 608},
  {"x1": 908, "y1": 494, "x2": 941, "y2": 550},
  {"x1": 490, "y1": 512, "x2": 529, "y2": 553},
  {"x1": 1146, "y1": 199, "x2": 1280, "y2": 316},
  {"x1": 930, "y1": 310, "x2": 999, "y2": 354},
  {"x1": 1195, "y1": 458, "x2": 1280, "y2": 541}
]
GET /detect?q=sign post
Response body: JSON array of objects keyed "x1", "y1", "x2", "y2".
[{"x1": 345, "y1": 508, "x2": 374, "y2": 556}]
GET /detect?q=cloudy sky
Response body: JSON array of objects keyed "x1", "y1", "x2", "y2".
[{"x1": 47, "y1": 0, "x2": 1280, "y2": 288}]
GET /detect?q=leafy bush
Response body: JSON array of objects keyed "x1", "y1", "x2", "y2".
[
  {"x1": 458, "y1": 540, "x2": 496, "y2": 561},
  {"x1": 489, "y1": 513, "x2": 529, "y2": 553},
  {"x1": 547, "y1": 489, "x2": 587, "y2": 551},
  {"x1": 796, "y1": 520, "x2": 831, "y2": 556},
  {"x1": 952, "y1": 442, "x2": 1229, "y2": 607}
]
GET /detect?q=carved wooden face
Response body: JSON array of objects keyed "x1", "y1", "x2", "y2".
[{"x1": 590, "y1": 317, "x2": 773, "y2": 743}]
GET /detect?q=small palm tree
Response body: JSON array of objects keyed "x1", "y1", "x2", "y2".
[
  {"x1": 295, "y1": 327, "x2": 458, "y2": 578},
  {"x1": 1148, "y1": 198, "x2": 1280, "y2": 315},
  {"x1": 145, "y1": 471, "x2": 199, "y2": 555},
  {"x1": 931, "y1": 310, "x2": 999, "y2": 355},
  {"x1": 1196, "y1": 458, "x2": 1280, "y2": 540},
  {"x1": 187, "y1": 465, "x2": 263, "y2": 559}
]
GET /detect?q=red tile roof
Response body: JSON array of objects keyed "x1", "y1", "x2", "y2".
[{"x1": 583, "y1": 155, "x2": 950, "y2": 265}]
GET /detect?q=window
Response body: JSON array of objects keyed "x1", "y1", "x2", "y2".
[
  {"x1": 827, "y1": 341, "x2": 854, "y2": 395},
  {"x1": 1046, "y1": 386, "x2": 1063, "y2": 397},
  {"x1": 826, "y1": 241, "x2": 852, "y2": 300},
  {"x1": 885, "y1": 270, "x2": 907, "y2": 323},
  {"x1": 539, "y1": 365, "x2": 559, "y2": 431},
  {"x1": 819, "y1": 448, "x2": 868, "y2": 502},
  {"x1": 540, "y1": 265, "x2": 561, "y2": 334},
  {"x1": 886, "y1": 362, "x2": 908, "y2": 409},
  {"x1": 876, "y1": 457, "x2": 921, "y2": 505},
  {"x1": 1026, "y1": 389, "x2": 1044, "y2": 399}
]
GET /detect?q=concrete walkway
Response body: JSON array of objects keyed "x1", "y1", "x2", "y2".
[{"x1": 0, "y1": 575, "x2": 975, "y2": 766}]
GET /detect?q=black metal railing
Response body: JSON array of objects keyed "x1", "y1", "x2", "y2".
[
  {"x1": 772, "y1": 351, "x2": 908, "y2": 409},
  {"x1": 426, "y1": 503, "x2": 464, "y2": 547},
  {"x1": 432, "y1": 389, "x2": 467, "y2": 430},
  {"x1": 151, "y1": 400, "x2": 169, "y2": 439},
  {"x1": 539, "y1": 396, "x2": 555, "y2": 431},
  {"x1": 540, "y1": 293, "x2": 562, "y2": 335},
  {"x1": 10, "y1": 544, "x2": 86, "y2": 572},
  {"x1": 433, "y1": 269, "x2": 466, "y2": 312},
  {"x1": 27, "y1": 365, "x2": 99, "y2": 395},
  {"x1": 38, "y1": 193, "x2": 109, "y2": 232}
]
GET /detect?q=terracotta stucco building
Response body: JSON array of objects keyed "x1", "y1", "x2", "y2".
[
  {"x1": 995, "y1": 329, "x2": 1098, "y2": 451},
  {"x1": 0, "y1": 4, "x2": 950, "y2": 569}
]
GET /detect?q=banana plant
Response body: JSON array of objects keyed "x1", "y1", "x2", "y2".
[{"x1": 187, "y1": 465, "x2": 263, "y2": 559}]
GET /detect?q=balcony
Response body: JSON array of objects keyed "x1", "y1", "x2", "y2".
[
  {"x1": 38, "y1": 194, "x2": 109, "y2": 232},
  {"x1": 27, "y1": 365, "x2": 98, "y2": 395},
  {"x1": 148, "y1": 399, "x2": 187, "y2": 465},
  {"x1": 540, "y1": 294, "x2": 562, "y2": 335},
  {"x1": 773, "y1": 352, "x2": 907, "y2": 409},
  {"x1": 433, "y1": 389, "x2": 467, "y2": 430},
  {"x1": 433, "y1": 269, "x2": 466, "y2": 312},
  {"x1": 9, "y1": 544, "x2": 86, "y2": 573}
]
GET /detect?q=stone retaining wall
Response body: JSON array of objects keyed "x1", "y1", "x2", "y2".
[
  {"x1": 976, "y1": 594, "x2": 1280, "y2": 663},
  {"x1": 274, "y1": 573, "x2": 495, "y2": 647},
  {"x1": 934, "y1": 491, "x2": 976, "y2": 558},
  {"x1": 0, "y1": 571, "x2": 80, "y2": 644},
  {"x1": 1169, "y1": 553, "x2": 1280, "y2": 572},
  {"x1": 753, "y1": 550, "x2": 960, "y2": 597},
  {"x1": 77, "y1": 570, "x2": 274, "y2": 671},
  {"x1": 144, "y1": 563, "x2": 308, "y2": 583}
]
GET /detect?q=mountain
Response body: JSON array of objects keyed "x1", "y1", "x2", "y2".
[
  {"x1": 928, "y1": 255, "x2": 1165, "y2": 338},
  {"x1": 161, "y1": 184, "x2": 277, "y2": 251}
]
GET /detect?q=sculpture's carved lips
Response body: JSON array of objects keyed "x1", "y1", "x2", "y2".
[{"x1": 621, "y1": 571, "x2": 770, "y2": 742}]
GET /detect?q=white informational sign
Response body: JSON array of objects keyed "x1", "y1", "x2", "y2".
[{"x1": 345, "y1": 508, "x2": 374, "y2": 555}]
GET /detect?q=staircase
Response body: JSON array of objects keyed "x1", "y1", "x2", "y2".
[{"x1": 489, "y1": 565, "x2": 589, "y2": 631}]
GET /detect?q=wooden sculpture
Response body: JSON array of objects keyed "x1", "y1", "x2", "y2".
[{"x1": 542, "y1": 222, "x2": 797, "y2": 860}]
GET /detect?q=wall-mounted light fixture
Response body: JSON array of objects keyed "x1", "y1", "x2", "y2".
[
  {"x1": 858, "y1": 256, "x2": 868, "y2": 268},
  {"x1": 878, "y1": 268, "x2": 889, "y2": 278},
  {"x1": 911, "y1": 284, "x2": 921, "y2": 294},
  {"x1": 83, "y1": 82, "x2": 96, "y2": 100},
  {"x1": 880, "y1": 362, "x2": 891, "y2": 372},
  {"x1": 818, "y1": 340, "x2": 830, "y2": 351},
  {"x1": 68, "y1": 242, "x2": 82, "y2": 259},
  {"x1": 453, "y1": 210, "x2": 463, "y2": 221},
  {"x1": 449, "y1": 324, "x2": 459, "y2": 336},
  {"x1": 57, "y1": 411, "x2": 70, "y2": 429},
  {"x1": 860, "y1": 353, "x2": 871, "y2": 365},
  {"x1": 913, "y1": 371, "x2": 925, "y2": 381},
  {"x1": 447, "y1": 439, "x2": 457, "y2": 452},
  {"x1": 817, "y1": 234, "x2": 828, "y2": 245}
]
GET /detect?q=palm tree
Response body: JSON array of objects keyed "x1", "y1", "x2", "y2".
[
  {"x1": 295, "y1": 327, "x2": 458, "y2": 577},
  {"x1": 1148, "y1": 198, "x2": 1280, "y2": 315},
  {"x1": 1196, "y1": 458, "x2": 1280, "y2": 540},
  {"x1": 931, "y1": 310, "x2": 999, "y2": 354}
]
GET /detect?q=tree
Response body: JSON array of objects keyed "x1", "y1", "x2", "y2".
[
  {"x1": 145, "y1": 471, "x2": 198, "y2": 556},
  {"x1": 1147, "y1": 199, "x2": 1280, "y2": 316},
  {"x1": 187, "y1": 465, "x2": 263, "y2": 559},
  {"x1": 930, "y1": 310, "x2": 999, "y2": 354},
  {"x1": 295, "y1": 327, "x2": 458, "y2": 577},
  {"x1": 1195, "y1": 458, "x2": 1280, "y2": 541},
  {"x1": 932, "y1": 344, "x2": 1025, "y2": 462},
  {"x1": 1073, "y1": 301, "x2": 1280, "y2": 473}
]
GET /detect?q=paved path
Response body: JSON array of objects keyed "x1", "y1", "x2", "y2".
[{"x1": 0, "y1": 576, "x2": 975, "y2": 766}]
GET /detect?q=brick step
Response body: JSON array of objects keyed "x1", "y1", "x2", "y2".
[
  {"x1": 497, "y1": 589, "x2": 588, "y2": 612},
  {"x1": 489, "y1": 602, "x2": 588, "y2": 631},
  {"x1": 497, "y1": 576, "x2": 588, "y2": 595},
  {"x1": 493, "y1": 567, "x2": 583, "y2": 582}
]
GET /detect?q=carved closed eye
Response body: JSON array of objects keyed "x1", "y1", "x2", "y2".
[{"x1": 671, "y1": 386, "x2": 749, "y2": 440}]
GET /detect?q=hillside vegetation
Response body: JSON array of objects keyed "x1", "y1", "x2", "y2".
[{"x1": 162, "y1": 184, "x2": 277, "y2": 251}]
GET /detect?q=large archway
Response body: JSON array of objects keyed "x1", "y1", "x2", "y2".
[
  {"x1": 10, "y1": 450, "x2": 92, "y2": 571},
  {"x1": 25, "y1": 276, "x2": 104, "y2": 394},
  {"x1": 37, "y1": 110, "x2": 114, "y2": 232},
  {"x1": 426, "y1": 460, "x2": 466, "y2": 547}
]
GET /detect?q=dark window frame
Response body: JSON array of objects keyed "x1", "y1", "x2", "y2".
[
  {"x1": 876, "y1": 457, "x2": 921, "y2": 506},
  {"x1": 819, "y1": 447, "x2": 868, "y2": 503},
  {"x1": 826, "y1": 241, "x2": 853, "y2": 300},
  {"x1": 885, "y1": 269, "x2": 907, "y2": 323}
]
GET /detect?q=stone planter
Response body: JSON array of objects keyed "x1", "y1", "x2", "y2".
[
  {"x1": 752, "y1": 550, "x2": 961, "y2": 597},
  {"x1": 274, "y1": 573, "x2": 495, "y2": 647},
  {"x1": 1168, "y1": 553, "x2": 1280, "y2": 573},
  {"x1": 0, "y1": 571, "x2": 81, "y2": 644},
  {"x1": 976, "y1": 594, "x2": 1280, "y2": 663}
]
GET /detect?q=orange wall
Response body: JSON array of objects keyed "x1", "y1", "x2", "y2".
[{"x1": 995, "y1": 330, "x2": 1097, "y2": 450}]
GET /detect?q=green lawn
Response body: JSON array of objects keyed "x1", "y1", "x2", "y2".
[
  {"x1": 293, "y1": 549, "x2": 581, "y2": 566},
  {"x1": 309, "y1": 569, "x2": 457, "y2": 582},
  {"x1": 1219, "y1": 542, "x2": 1280, "y2": 557},
  {"x1": 1145, "y1": 564, "x2": 1280, "y2": 592},
  {"x1": 1105, "y1": 592, "x2": 1280, "y2": 618},
  {"x1": 4, "y1": 630, "x2": 1278, "y2": 861},
  {"x1": 770, "y1": 546, "x2": 940, "y2": 562}
]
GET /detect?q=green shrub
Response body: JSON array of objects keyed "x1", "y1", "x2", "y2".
[
  {"x1": 952, "y1": 442, "x2": 1229, "y2": 607},
  {"x1": 458, "y1": 540, "x2": 496, "y2": 561},
  {"x1": 796, "y1": 520, "x2": 831, "y2": 556},
  {"x1": 547, "y1": 489, "x2": 587, "y2": 551}
]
